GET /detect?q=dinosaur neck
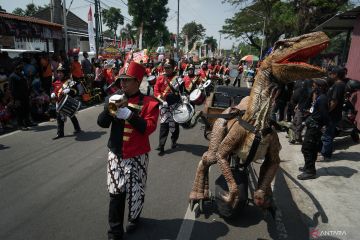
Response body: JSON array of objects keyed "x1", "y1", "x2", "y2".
[{"x1": 243, "y1": 69, "x2": 274, "y2": 130}]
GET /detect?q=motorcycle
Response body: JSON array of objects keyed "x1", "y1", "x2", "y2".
[{"x1": 336, "y1": 80, "x2": 360, "y2": 142}]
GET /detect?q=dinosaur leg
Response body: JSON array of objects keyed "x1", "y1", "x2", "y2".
[
  {"x1": 254, "y1": 133, "x2": 281, "y2": 208},
  {"x1": 189, "y1": 109, "x2": 230, "y2": 205},
  {"x1": 216, "y1": 123, "x2": 246, "y2": 209}
]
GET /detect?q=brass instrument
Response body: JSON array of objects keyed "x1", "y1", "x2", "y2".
[{"x1": 108, "y1": 95, "x2": 128, "y2": 116}]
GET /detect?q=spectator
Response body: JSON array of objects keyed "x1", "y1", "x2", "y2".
[
  {"x1": 9, "y1": 61, "x2": 36, "y2": 130},
  {"x1": 298, "y1": 79, "x2": 329, "y2": 180},
  {"x1": 40, "y1": 53, "x2": 53, "y2": 97},
  {"x1": 319, "y1": 67, "x2": 347, "y2": 161},
  {"x1": 81, "y1": 51, "x2": 93, "y2": 75},
  {"x1": 71, "y1": 55, "x2": 84, "y2": 81}
]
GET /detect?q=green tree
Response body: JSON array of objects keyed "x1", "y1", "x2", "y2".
[
  {"x1": 181, "y1": 21, "x2": 206, "y2": 51},
  {"x1": 204, "y1": 36, "x2": 218, "y2": 53},
  {"x1": 128, "y1": 0, "x2": 169, "y2": 49},
  {"x1": 0, "y1": 5, "x2": 6, "y2": 12},
  {"x1": 103, "y1": 29, "x2": 115, "y2": 39},
  {"x1": 12, "y1": 3, "x2": 47, "y2": 16},
  {"x1": 121, "y1": 23, "x2": 137, "y2": 43},
  {"x1": 102, "y1": 7, "x2": 124, "y2": 36},
  {"x1": 221, "y1": 0, "x2": 350, "y2": 54}
]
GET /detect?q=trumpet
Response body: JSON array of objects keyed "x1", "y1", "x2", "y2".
[{"x1": 108, "y1": 95, "x2": 128, "y2": 116}]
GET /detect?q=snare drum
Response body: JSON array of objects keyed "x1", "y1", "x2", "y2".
[
  {"x1": 57, "y1": 95, "x2": 81, "y2": 117},
  {"x1": 189, "y1": 88, "x2": 206, "y2": 105},
  {"x1": 172, "y1": 103, "x2": 194, "y2": 125},
  {"x1": 203, "y1": 79, "x2": 214, "y2": 95},
  {"x1": 147, "y1": 75, "x2": 156, "y2": 85}
]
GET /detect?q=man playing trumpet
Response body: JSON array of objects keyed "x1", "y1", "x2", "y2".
[{"x1": 97, "y1": 61, "x2": 159, "y2": 240}]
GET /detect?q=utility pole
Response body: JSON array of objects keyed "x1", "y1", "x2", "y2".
[
  {"x1": 94, "y1": 0, "x2": 100, "y2": 56},
  {"x1": 62, "y1": 0, "x2": 68, "y2": 53},
  {"x1": 176, "y1": 0, "x2": 179, "y2": 50},
  {"x1": 219, "y1": 32, "x2": 221, "y2": 57}
]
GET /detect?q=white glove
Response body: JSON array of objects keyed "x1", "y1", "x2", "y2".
[
  {"x1": 181, "y1": 95, "x2": 188, "y2": 104},
  {"x1": 109, "y1": 94, "x2": 125, "y2": 103},
  {"x1": 51, "y1": 93, "x2": 56, "y2": 99},
  {"x1": 63, "y1": 88, "x2": 70, "y2": 94},
  {"x1": 162, "y1": 101, "x2": 168, "y2": 107},
  {"x1": 116, "y1": 107, "x2": 132, "y2": 120}
]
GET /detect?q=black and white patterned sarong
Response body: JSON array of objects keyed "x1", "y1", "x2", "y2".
[
  {"x1": 160, "y1": 104, "x2": 177, "y2": 133},
  {"x1": 107, "y1": 151, "x2": 149, "y2": 220}
]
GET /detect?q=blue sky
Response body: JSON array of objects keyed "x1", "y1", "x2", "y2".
[{"x1": 0, "y1": 0, "x2": 239, "y2": 49}]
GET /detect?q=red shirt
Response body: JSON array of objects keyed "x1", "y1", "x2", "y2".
[
  {"x1": 122, "y1": 95, "x2": 159, "y2": 158},
  {"x1": 52, "y1": 80, "x2": 63, "y2": 99},
  {"x1": 71, "y1": 61, "x2": 83, "y2": 78},
  {"x1": 154, "y1": 74, "x2": 177, "y2": 100},
  {"x1": 198, "y1": 68, "x2": 208, "y2": 80}
]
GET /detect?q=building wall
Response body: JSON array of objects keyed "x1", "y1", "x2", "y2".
[{"x1": 346, "y1": 16, "x2": 360, "y2": 81}]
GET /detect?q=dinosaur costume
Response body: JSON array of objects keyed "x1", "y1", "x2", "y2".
[{"x1": 189, "y1": 32, "x2": 330, "y2": 210}]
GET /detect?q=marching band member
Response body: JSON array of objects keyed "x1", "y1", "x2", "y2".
[
  {"x1": 154, "y1": 58, "x2": 183, "y2": 156},
  {"x1": 223, "y1": 62, "x2": 231, "y2": 86},
  {"x1": 214, "y1": 59, "x2": 223, "y2": 74},
  {"x1": 198, "y1": 61, "x2": 209, "y2": 81},
  {"x1": 183, "y1": 64, "x2": 201, "y2": 93},
  {"x1": 97, "y1": 61, "x2": 159, "y2": 240},
  {"x1": 51, "y1": 64, "x2": 82, "y2": 140}
]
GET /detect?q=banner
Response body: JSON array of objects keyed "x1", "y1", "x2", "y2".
[{"x1": 87, "y1": 6, "x2": 96, "y2": 52}]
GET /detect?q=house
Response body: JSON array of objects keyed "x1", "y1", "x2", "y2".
[
  {"x1": 0, "y1": 11, "x2": 62, "y2": 51},
  {"x1": 33, "y1": 1, "x2": 91, "y2": 53}
]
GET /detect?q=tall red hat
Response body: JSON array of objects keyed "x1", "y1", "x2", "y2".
[{"x1": 118, "y1": 61, "x2": 145, "y2": 82}]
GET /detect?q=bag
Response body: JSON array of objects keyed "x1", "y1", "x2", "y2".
[{"x1": 215, "y1": 167, "x2": 248, "y2": 218}]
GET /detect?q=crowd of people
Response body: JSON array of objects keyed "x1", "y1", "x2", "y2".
[{"x1": 270, "y1": 66, "x2": 353, "y2": 180}]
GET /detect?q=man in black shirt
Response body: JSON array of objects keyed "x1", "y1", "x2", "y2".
[
  {"x1": 319, "y1": 67, "x2": 346, "y2": 160},
  {"x1": 298, "y1": 79, "x2": 329, "y2": 180}
]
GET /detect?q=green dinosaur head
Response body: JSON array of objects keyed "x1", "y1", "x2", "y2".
[{"x1": 261, "y1": 31, "x2": 330, "y2": 83}]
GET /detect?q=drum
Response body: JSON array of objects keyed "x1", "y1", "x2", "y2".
[
  {"x1": 189, "y1": 88, "x2": 206, "y2": 105},
  {"x1": 203, "y1": 79, "x2": 214, "y2": 95},
  {"x1": 147, "y1": 75, "x2": 156, "y2": 85},
  {"x1": 57, "y1": 95, "x2": 81, "y2": 117},
  {"x1": 229, "y1": 69, "x2": 239, "y2": 78},
  {"x1": 172, "y1": 103, "x2": 195, "y2": 125}
]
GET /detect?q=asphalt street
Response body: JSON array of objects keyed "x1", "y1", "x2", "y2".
[{"x1": 1, "y1": 77, "x2": 309, "y2": 240}]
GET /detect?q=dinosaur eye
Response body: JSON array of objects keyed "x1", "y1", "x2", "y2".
[{"x1": 278, "y1": 45, "x2": 284, "y2": 50}]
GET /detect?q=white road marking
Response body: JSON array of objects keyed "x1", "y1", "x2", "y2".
[{"x1": 176, "y1": 204, "x2": 198, "y2": 240}]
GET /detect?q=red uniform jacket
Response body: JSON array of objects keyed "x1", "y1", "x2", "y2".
[
  {"x1": 145, "y1": 67, "x2": 152, "y2": 77},
  {"x1": 122, "y1": 94, "x2": 159, "y2": 158},
  {"x1": 183, "y1": 74, "x2": 200, "y2": 92},
  {"x1": 214, "y1": 64, "x2": 222, "y2": 74},
  {"x1": 198, "y1": 69, "x2": 208, "y2": 80},
  {"x1": 154, "y1": 74, "x2": 177, "y2": 100},
  {"x1": 223, "y1": 67, "x2": 230, "y2": 75}
]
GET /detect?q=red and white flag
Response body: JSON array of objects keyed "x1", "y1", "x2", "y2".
[{"x1": 87, "y1": 6, "x2": 96, "y2": 52}]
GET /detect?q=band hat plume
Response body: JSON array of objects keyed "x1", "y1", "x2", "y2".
[{"x1": 118, "y1": 61, "x2": 146, "y2": 83}]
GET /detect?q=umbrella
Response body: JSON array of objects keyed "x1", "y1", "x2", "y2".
[{"x1": 241, "y1": 55, "x2": 259, "y2": 62}]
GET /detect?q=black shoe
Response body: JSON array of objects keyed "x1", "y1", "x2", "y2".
[
  {"x1": 297, "y1": 172, "x2": 316, "y2": 180},
  {"x1": 53, "y1": 134, "x2": 64, "y2": 140},
  {"x1": 73, "y1": 129, "x2": 83, "y2": 134},
  {"x1": 171, "y1": 142, "x2": 177, "y2": 149},
  {"x1": 158, "y1": 149, "x2": 165, "y2": 156},
  {"x1": 298, "y1": 166, "x2": 306, "y2": 172},
  {"x1": 126, "y1": 219, "x2": 139, "y2": 233}
]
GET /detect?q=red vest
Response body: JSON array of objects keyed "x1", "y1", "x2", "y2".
[{"x1": 122, "y1": 95, "x2": 159, "y2": 159}]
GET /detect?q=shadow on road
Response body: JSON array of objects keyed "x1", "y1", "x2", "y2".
[
  {"x1": 0, "y1": 144, "x2": 10, "y2": 150},
  {"x1": 316, "y1": 166, "x2": 358, "y2": 178},
  {"x1": 123, "y1": 217, "x2": 229, "y2": 240},
  {"x1": 31, "y1": 124, "x2": 57, "y2": 132},
  {"x1": 75, "y1": 131, "x2": 107, "y2": 141},
  {"x1": 281, "y1": 168, "x2": 328, "y2": 228},
  {"x1": 166, "y1": 143, "x2": 208, "y2": 157},
  {"x1": 331, "y1": 151, "x2": 360, "y2": 162}
]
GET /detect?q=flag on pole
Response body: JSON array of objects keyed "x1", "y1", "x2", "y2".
[{"x1": 87, "y1": 6, "x2": 96, "y2": 52}]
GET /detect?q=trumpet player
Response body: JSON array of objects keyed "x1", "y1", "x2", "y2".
[
  {"x1": 97, "y1": 61, "x2": 159, "y2": 240},
  {"x1": 51, "y1": 64, "x2": 82, "y2": 140}
]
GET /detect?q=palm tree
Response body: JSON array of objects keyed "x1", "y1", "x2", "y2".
[{"x1": 204, "y1": 36, "x2": 218, "y2": 53}]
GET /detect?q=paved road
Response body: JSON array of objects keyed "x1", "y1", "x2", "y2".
[{"x1": 0, "y1": 99, "x2": 308, "y2": 240}]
